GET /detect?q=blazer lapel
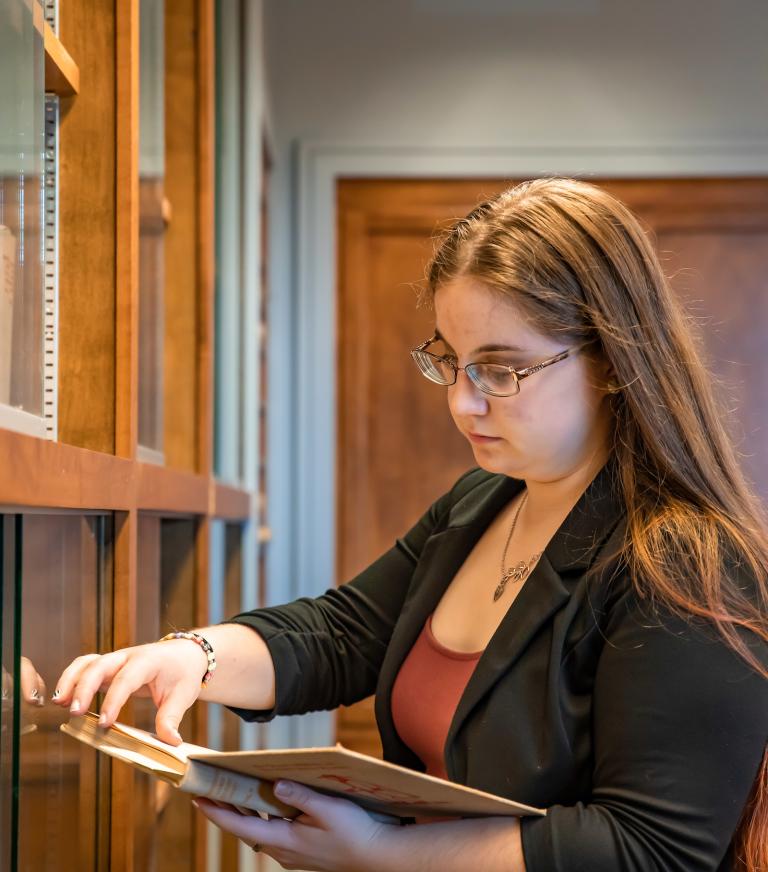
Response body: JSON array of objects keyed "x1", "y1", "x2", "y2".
[
  {"x1": 375, "y1": 473, "x2": 524, "y2": 761},
  {"x1": 445, "y1": 455, "x2": 625, "y2": 772},
  {"x1": 443, "y1": 552, "x2": 569, "y2": 762},
  {"x1": 376, "y1": 456, "x2": 625, "y2": 770}
]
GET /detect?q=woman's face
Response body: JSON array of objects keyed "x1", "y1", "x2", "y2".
[{"x1": 433, "y1": 276, "x2": 613, "y2": 482}]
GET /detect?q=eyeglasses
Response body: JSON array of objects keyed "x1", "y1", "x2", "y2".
[{"x1": 410, "y1": 334, "x2": 588, "y2": 397}]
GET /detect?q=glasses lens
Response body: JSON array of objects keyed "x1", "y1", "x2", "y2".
[
  {"x1": 412, "y1": 350, "x2": 455, "y2": 385},
  {"x1": 469, "y1": 364, "x2": 520, "y2": 396}
]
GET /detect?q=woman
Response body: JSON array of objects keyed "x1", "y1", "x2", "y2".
[{"x1": 54, "y1": 178, "x2": 768, "y2": 871}]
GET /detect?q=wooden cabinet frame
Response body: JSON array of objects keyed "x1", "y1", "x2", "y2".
[{"x1": 0, "y1": 2, "x2": 251, "y2": 870}]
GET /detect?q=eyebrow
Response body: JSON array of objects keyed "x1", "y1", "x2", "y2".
[{"x1": 433, "y1": 327, "x2": 528, "y2": 355}]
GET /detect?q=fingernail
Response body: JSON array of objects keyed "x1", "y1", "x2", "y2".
[
  {"x1": 52, "y1": 689, "x2": 61, "y2": 701},
  {"x1": 275, "y1": 781, "x2": 292, "y2": 797},
  {"x1": 70, "y1": 699, "x2": 80, "y2": 714},
  {"x1": 191, "y1": 799, "x2": 200, "y2": 809},
  {"x1": 98, "y1": 712, "x2": 108, "y2": 726}
]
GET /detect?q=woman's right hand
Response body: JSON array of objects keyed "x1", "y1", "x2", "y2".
[{"x1": 52, "y1": 639, "x2": 209, "y2": 746}]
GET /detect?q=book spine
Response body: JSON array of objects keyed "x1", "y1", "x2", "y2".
[{"x1": 179, "y1": 761, "x2": 299, "y2": 818}]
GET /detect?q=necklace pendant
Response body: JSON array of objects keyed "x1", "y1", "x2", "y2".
[
  {"x1": 493, "y1": 555, "x2": 541, "y2": 602},
  {"x1": 492, "y1": 579, "x2": 508, "y2": 602}
]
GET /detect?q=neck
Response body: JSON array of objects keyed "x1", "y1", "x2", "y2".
[{"x1": 522, "y1": 446, "x2": 611, "y2": 528}]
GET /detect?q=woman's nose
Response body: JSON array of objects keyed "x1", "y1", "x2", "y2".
[{"x1": 448, "y1": 369, "x2": 489, "y2": 417}]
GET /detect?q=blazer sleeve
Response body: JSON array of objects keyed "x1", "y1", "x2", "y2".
[
  {"x1": 520, "y1": 579, "x2": 768, "y2": 872},
  {"x1": 221, "y1": 468, "x2": 481, "y2": 723}
]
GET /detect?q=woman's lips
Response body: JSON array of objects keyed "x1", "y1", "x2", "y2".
[{"x1": 468, "y1": 432, "x2": 501, "y2": 444}]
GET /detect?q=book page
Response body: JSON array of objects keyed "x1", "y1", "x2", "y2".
[{"x1": 61, "y1": 713, "x2": 197, "y2": 777}]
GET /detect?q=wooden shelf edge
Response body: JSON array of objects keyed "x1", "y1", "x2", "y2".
[
  {"x1": 0, "y1": 428, "x2": 222, "y2": 516},
  {"x1": 213, "y1": 481, "x2": 253, "y2": 522},
  {"x1": 0, "y1": 428, "x2": 133, "y2": 510},
  {"x1": 44, "y1": 21, "x2": 80, "y2": 97},
  {"x1": 137, "y1": 462, "x2": 209, "y2": 515}
]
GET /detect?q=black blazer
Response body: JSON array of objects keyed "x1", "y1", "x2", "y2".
[{"x1": 226, "y1": 458, "x2": 768, "y2": 871}]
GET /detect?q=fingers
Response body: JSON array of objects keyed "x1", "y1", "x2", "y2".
[
  {"x1": 52, "y1": 653, "x2": 107, "y2": 708},
  {"x1": 19, "y1": 657, "x2": 46, "y2": 706},
  {"x1": 154, "y1": 680, "x2": 201, "y2": 745},
  {"x1": 96, "y1": 656, "x2": 161, "y2": 727},
  {"x1": 273, "y1": 780, "x2": 341, "y2": 819},
  {"x1": 52, "y1": 643, "x2": 203, "y2": 738},
  {"x1": 193, "y1": 798, "x2": 293, "y2": 852}
]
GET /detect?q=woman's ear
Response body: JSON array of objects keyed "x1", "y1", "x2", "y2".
[{"x1": 589, "y1": 353, "x2": 619, "y2": 394}]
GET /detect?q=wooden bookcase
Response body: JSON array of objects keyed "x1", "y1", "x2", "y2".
[{"x1": 0, "y1": 1, "x2": 262, "y2": 870}]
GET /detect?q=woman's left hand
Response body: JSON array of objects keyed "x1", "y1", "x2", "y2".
[{"x1": 193, "y1": 780, "x2": 393, "y2": 872}]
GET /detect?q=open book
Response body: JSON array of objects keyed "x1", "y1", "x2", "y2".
[{"x1": 62, "y1": 712, "x2": 545, "y2": 822}]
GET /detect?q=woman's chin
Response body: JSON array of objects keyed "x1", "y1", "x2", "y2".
[{"x1": 471, "y1": 448, "x2": 527, "y2": 478}]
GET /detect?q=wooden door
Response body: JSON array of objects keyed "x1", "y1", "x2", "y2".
[{"x1": 335, "y1": 177, "x2": 768, "y2": 757}]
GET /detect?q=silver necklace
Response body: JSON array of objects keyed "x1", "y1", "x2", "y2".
[{"x1": 493, "y1": 490, "x2": 542, "y2": 602}]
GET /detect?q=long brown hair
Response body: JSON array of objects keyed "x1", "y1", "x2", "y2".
[{"x1": 420, "y1": 177, "x2": 768, "y2": 870}]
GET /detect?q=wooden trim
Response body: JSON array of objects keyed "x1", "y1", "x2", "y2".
[
  {"x1": 196, "y1": 0, "x2": 215, "y2": 479},
  {"x1": 193, "y1": 6, "x2": 214, "y2": 863},
  {"x1": 111, "y1": 510, "x2": 138, "y2": 872},
  {"x1": 213, "y1": 481, "x2": 252, "y2": 521},
  {"x1": 137, "y1": 464, "x2": 208, "y2": 515},
  {"x1": 164, "y1": 0, "x2": 198, "y2": 472},
  {"x1": 0, "y1": 429, "x2": 134, "y2": 510},
  {"x1": 193, "y1": 513, "x2": 210, "y2": 872},
  {"x1": 0, "y1": 429, "x2": 253, "y2": 520},
  {"x1": 112, "y1": 5, "x2": 139, "y2": 863},
  {"x1": 193, "y1": 9, "x2": 214, "y2": 864},
  {"x1": 115, "y1": 0, "x2": 140, "y2": 461},
  {"x1": 57, "y1": 0, "x2": 117, "y2": 453},
  {"x1": 44, "y1": 22, "x2": 80, "y2": 96}
]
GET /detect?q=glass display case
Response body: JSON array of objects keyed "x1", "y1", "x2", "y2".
[
  {"x1": 133, "y1": 515, "x2": 200, "y2": 871},
  {"x1": 138, "y1": 0, "x2": 166, "y2": 460},
  {"x1": 0, "y1": 513, "x2": 112, "y2": 871},
  {"x1": 0, "y1": 0, "x2": 46, "y2": 437}
]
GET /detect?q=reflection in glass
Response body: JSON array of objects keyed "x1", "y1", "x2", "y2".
[
  {"x1": 138, "y1": 0, "x2": 166, "y2": 456},
  {"x1": 0, "y1": 0, "x2": 45, "y2": 417},
  {"x1": 0, "y1": 514, "x2": 112, "y2": 871}
]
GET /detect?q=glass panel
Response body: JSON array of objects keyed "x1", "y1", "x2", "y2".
[
  {"x1": 133, "y1": 514, "x2": 161, "y2": 872},
  {"x1": 0, "y1": 516, "x2": 19, "y2": 870},
  {"x1": 138, "y1": 0, "x2": 166, "y2": 455},
  {"x1": 156, "y1": 518, "x2": 197, "y2": 869},
  {"x1": 213, "y1": 1, "x2": 244, "y2": 482},
  {"x1": 208, "y1": 520, "x2": 244, "y2": 869},
  {"x1": 0, "y1": 0, "x2": 45, "y2": 417},
  {"x1": 0, "y1": 514, "x2": 112, "y2": 872},
  {"x1": 134, "y1": 516, "x2": 198, "y2": 871}
]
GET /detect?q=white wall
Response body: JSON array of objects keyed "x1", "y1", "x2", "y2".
[
  {"x1": 260, "y1": 0, "x2": 768, "y2": 752},
  {"x1": 264, "y1": 0, "x2": 767, "y2": 152}
]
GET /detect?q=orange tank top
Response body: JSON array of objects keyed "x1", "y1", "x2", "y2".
[{"x1": 391, "y1": 612, "x2": 483, "y2": 780}]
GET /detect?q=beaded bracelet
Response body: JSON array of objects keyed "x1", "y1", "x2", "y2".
[{"x1": 159, "y1": 630, "x2": 217, "y2": 687}]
